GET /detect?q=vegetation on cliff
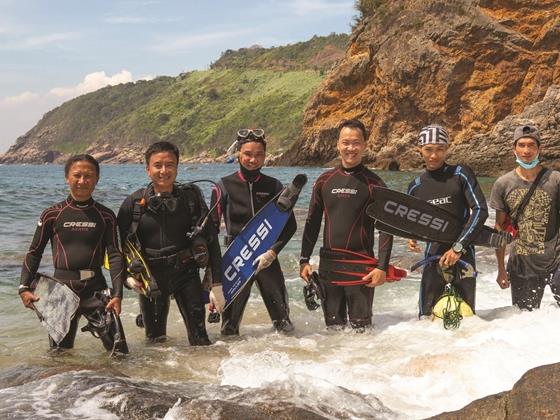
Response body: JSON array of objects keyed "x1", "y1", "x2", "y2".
[
  {"x1": 212, "y1": 33, "x2": 348, "y2": 73},
  {"x1": 1, "y1": 33, "x2": 348, "y2": 163}
]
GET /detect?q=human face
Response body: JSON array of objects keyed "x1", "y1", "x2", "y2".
[
  {"x1": 65, "y1": 160, "x2": 99, "y2": 202},
  {"x1": 514, "y1": 137, "x2": 540, "y2": 163},
  {"x1": 337, "y1": 127, "x2": 366, "y2": 168},
  {"x1": 239, "y1": 142, "x2": 266, "y2": 171},
  {"x1": 419, "y1": 144, "x2": 448, "y2": 171},
  {"x1": 146, "y1": 151, "x2": 178, "y2": 192}
]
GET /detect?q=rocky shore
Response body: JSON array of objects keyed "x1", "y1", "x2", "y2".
[{"x1": 431, "y1": 362, "x2": 560, "y2": 419}]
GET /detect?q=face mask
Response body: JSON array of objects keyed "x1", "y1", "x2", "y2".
[
  {"x1": 148, "y1": 192, "x2": 178, "y2": 213},
  {"x1": 515, "y1": 153, "x2": 540, "y2": 170}
]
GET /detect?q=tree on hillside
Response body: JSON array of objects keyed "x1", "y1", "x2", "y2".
[{"x1": 354, "y1": 0, "x2": 385, "y2": 21}]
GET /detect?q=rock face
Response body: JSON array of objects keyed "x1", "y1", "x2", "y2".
[
  {"x1": 431, "y1": 362, "x2": 560, "y2": 419},
  {"x1": 450, "y1": 84, "x2": 560, "y2": 174},
  {"x1": 280, "y1": 0, "x2": 560, "y2": 175}
]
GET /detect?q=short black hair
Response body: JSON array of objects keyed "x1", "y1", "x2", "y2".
[
  {"x1": 64, "y1": 154, "x2": 100, "y2": 177},
  {"x1": 145, "y1": 141, "x2": 180, "y2": 165},
  {"x1": 338, "y1": 119, "x2": 367, "y2": 140}
]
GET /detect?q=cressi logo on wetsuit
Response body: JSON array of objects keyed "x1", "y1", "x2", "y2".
[
  {"x1": 63, "y1": 221, "x2": 97, "y2": 229},
  {"x1": 383, "y1": 200, "x2": 450, "y2": 232},
  {"x1": 301, "y1": 165, "x2": 392, "y2": 268},
  {"x1": 331, "y1": 188, "x2": 358, "y2": 195},
  {"x1": 21, "y1": 196, "x2": 124, "y2": 298},
  {"x1": 428, "y1": 196, "x2": 452, "y2": 205},
  {"x1": 223, "y1": 218, "x2": 272, "y2": 281}
]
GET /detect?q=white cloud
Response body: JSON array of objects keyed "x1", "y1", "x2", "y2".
[
  {"x1": 2, "y1": 91, "x2": 39, "y2": 105},
  {"x1": 103, "y1": 15, "x2": 180, "y2": 24},
  {"x1": 0, "y1": 32, "x2": 79, "y2": 50},
  {"x1": 104, "y1": 16, "x2": 148, "y2": 24},
  {"x1": 49, "y1": 70, "x2": 134, "y2": 99},
  {"x1": 0, "y1": 70, "x2": 144, "y2": 152},
  {"x1": 0, "y1": 93, "x2": 60, "y2": 152},
  {"x1": 149, "y1": 28, "x2": 255, "y2": 54},
  {"x1": 287, "y1": 0, "x2": 353, "y2": 16}
]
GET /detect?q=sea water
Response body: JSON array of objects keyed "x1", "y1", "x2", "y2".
[{"x1": 0, "y1": 164, "x2": 558, "y2": 419}]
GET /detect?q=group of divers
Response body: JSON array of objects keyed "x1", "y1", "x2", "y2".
[{"x1": 18, "y1": 119, "x2": 560, "y2": 354}]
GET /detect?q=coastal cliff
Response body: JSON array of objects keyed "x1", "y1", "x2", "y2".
[{"x1": 279, "y1": 0, "x2": 560, "y2": 175}]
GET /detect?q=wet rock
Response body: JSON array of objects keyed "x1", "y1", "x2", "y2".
[
  {"x1": 431, "y1": 362, "x2": 560, "y2": 419},
  {"x1": 449, "y1": 85, "x2": 560, "y2": 175}
]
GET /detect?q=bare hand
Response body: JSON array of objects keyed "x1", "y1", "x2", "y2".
[
  {"x1": 300, "y1": 263, "x2": 313, "y2": 283},
  {"x1": 364, "y1": 268, "x2": 386, "y2": 288},
  {"x1": 210, "y1": 284, "x2": 226, "y2": 313},
  {"x1": 408, "y1": 240, "x2": 422, "y2": 253},
  {"x1": 439, "y1": 249, "x2": 461, "y2": 268},
  {"x1": 20, "y1": 290, "x2": 40, "y2": 309},
  {"x1": 496, "y1": 270, "x2": 510, "y2": 289},
  {"x1": 106, "y1": 297, "x2": 122, "y2": 316}
]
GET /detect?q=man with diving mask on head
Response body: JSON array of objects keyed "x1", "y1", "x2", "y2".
[
  {"x1": 210, "y1": 129, "x2": 296, "y2": 335},
  {"x1": 118, "y1": 141, "x2": 224, "y2": 345}
]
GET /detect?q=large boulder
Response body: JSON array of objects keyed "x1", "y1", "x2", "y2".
[{"x1": 431, "y1": 362, "x2": 560, "y2": 419}]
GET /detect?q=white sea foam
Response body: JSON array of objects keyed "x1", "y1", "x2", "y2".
[{"x1": 218, "y1": 269, "x2": 560, "y2": 418}]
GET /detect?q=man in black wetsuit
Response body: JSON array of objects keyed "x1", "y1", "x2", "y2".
[
  {"x1": 299, "y1": 119, "x2": 393, "y2": 330},
  {"x1": 18, "y1": 154, "x2": 127, "y2": 352},
  {"x1": 210, "y1": 128, "x2": 296, "y2": 335},
  {"x1": 118, "y1": 141, "x2": 224, "y2": 346},
  {"x1": 407, "y1": 125, "x2": 488, "y2": 316}
]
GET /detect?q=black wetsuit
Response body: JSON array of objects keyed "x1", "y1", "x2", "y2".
[
  {"x1": 210, "y1": 167, "x2": 296, "y2": 335},
  {"x1": 118, "y1": 183, "x2": 221, "y2": 346},
  {"x1": 300, "y1": 164, "x2": 393, "y2": 329},
  {"x1": 20, "y1": 196, "x2": 125, "y2": 350},
  {"x1": 407, "y1": 163, "x2": 488, "y2": 316}
]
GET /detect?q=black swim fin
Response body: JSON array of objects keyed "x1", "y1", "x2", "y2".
[{"x1": 277, "y1": 174, "x2": 307, "y2": 212}]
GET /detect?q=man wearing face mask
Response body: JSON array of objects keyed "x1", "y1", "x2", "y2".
[
  {"x1": 118, "y1": 141, "x2": 224, "y2": 345},
  {"x1": 210, "y1": 129, "x2": 296, "y2": 335},
  {"x1": 490, "y1": 125, "x2": 560, "y2": 310}
]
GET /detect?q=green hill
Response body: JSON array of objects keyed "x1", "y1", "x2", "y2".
[
  {"x1": 211, "y1": 33, "x2": 348, "y2": 72},
  {"x1": 2, "y1": 33, "x2": 349, "y2": 162}
]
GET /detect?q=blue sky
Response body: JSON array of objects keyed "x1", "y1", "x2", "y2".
[{"x1": 0, "y1": 0, "x2": 355, "y2": 152}]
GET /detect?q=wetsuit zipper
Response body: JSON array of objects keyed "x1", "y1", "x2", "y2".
[
  {"x1": 160, "y1": 210, "x2": 165, "y2": 248},
  {"x1": 248, "y1": 182, "x2": 255, "y2": 216}
]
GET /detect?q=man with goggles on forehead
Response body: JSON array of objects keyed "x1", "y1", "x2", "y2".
[
  {"x1": 210, "y1": 128, "x2": 296, "y2": 335},
  {"x1": 117, "y1": 141, "x2": 224, "y2": 345}
]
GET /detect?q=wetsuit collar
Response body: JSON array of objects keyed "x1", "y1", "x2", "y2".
[
  {"x1": 68, "y1": 195, "x2": 94, "y2": 208},
  {"x1": 340, "y1": 163, "x2": 364, "y2": 174},
  {"x1": 238, "y1": 165, "x2": 262, "y2": 183},
  {"x1": 427, "y1": 162, "x2": 447, "y2": 175}
]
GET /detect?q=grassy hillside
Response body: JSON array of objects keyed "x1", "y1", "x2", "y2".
[
  {"x1": 101, "y1": 69, "x2": 324, "y2": 155},
  {"x1": 13, "y1": 33, "x2": 349, "y2": 159},
  {"x1": 212, "y1": 33, "x2": 348, "y2": 72}
]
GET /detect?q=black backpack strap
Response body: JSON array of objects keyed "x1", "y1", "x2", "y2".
[
  {"x1": 128, "y1": 188, "x2": 147, "y2": 242},
  {"x1": 511, "y1": 168, "x2": 548, "y2": 229},
  {"x1": 176, "y1": 183, "x2": 206, "y2": 234},
  {"x1": 216, "y1": 178, "x2": 232, "y2": 237}
]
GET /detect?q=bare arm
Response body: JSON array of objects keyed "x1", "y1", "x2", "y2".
[{"x1": 494, "y1": 210, "x2": 509, "y2": 289}]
